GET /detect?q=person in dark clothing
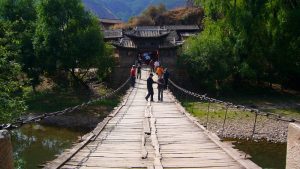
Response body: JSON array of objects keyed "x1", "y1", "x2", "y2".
[
  {"x1": 163, "y1": 68, "x2": 170, "y2": 89},
  {"x1": 137, "y1": 64, "x2": 142, "y2": 79},
  {"x1": 149, "y1": 60, "x2": 155, "y2": 72},
  {"x1": 145, "y1": 73, "x2": 155, "y2": 101},
  {"x1": 157, "y1": 75, "x2": 165, "y2": 101}
]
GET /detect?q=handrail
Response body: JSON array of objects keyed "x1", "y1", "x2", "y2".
[
  {"x1": 0, "y1": 77, "x2": 131, "y2": 130},
  {"x1": 169, "y1": 79, "x2": 300, "y2": 124}
]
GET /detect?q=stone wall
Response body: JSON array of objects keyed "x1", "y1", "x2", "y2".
[
  {"x1": 286, "y1": 123, "x2": 300, "y2": 169},
  {"x1": 118, "y1": 49, "x2": 137, "y2": 67},
  {"x1": 111, "y1": 47, "x2": 189, "y2": 87},
  {"x1": 110, "y1": 49, "x2": 137, "y2": 87},
  {"x1": 0, "y1": 130, "x2": 14, "y2": 169}
]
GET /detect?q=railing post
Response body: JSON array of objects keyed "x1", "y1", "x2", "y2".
[
  {"x1": 286, "y1": 123, "x2": 300, "y2": 169},
  {"x1": 251, "y1": 111, "x2": 258, "y2": 140},
  {"x1": 205, "y1": 102, "x2": 211, "y2": 129},
  {"x1": 221, "y1": 106, "x2": 229, "y2": 139},
  {"x1": 0, "y1": 130, "x2": 14, "y2": 169},
  {"x1": 191, "y1": 97, "x2": 195, "y2": 114}
]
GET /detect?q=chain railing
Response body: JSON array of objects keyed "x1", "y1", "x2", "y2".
[
  {"x1": 0, "y1": 78, "x2": 131, "y2": 131},
  {"x1": 169, "y1": 79, "x2": 299, "y2": 142}
]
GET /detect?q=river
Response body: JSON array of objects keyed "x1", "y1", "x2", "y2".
[
  {"x1": 11, "y1": 125, "x2": 287, "y2": 169},
  {"x1": 230, "y1": 139, "x2": 287, "y2": 169},
  {"x1": 11, "y1": 124, "x2": 87, "y2": 169}
]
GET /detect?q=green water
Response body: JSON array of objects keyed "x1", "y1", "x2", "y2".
[
  {"x1": 230, "y1": 139, "x2": 287, "y2": 169},
  {"x1": 10, "y1": 124, "x2": 287, "y2": 169},
  {"x1": 11, "y1": 124, "x2": 86, "y2": 169}
]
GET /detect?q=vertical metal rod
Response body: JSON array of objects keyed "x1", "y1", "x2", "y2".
[
  {"x1": 221, "y1": 106, "x2": 229, "y2": 138},
  {"x1": 191, "y1": 97, "x2": 195, "y2": 114},
  {"x1": 251, "y1": 112, "x2": 258, "y2": 140},
  {"x1": 185, "y1": 93, "x2": 188, "y2": 105},
  {"x1": 205, "y1": 102, "x2": 211, "y2": 129}
]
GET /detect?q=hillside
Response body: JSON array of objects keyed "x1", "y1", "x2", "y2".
[
  {"x1": 113, "y1": 7, "x2": 204, "y2": 29},
  {"x1": 82, "y1": 0, "x2": 187, "y2": 21}
]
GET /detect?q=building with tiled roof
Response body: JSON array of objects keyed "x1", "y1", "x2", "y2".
[{"x1": 104, "y1": 25, "x2": 200, "y2": 70}]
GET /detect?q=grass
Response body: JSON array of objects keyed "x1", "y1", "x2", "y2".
[
  {"x1": 25, "y1": 85, "x2": 123, "y2": 115},
  {"x1": 182, "y1": 101, "x2": 253, "y2": 121},
  {"x1": 26, "y1": 88, "x2": 90, "y2": 114},
  {"x1": 179, "y1": 83, "x2": 300, "y2": 120}
]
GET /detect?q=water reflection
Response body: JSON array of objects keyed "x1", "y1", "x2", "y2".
[
  {"x1": 11, "y1": 124, "x2": 85, "y2": 169},
  {"x1": 227, "y1": 139, "x2": 287, "y2": 169}
]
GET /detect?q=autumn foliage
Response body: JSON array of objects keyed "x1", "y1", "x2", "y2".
[{"x1": 113, "y1": 5, "x2": 204, "y2": 29}]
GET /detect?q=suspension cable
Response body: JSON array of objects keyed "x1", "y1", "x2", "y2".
[
  {"x1": 0, "y1": 77, "x2": 131, "y2": 131},
  {"x1": 169, "y1": 79, "x2": 300, "y2": 124}
]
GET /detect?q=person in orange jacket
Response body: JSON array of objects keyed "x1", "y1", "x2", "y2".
[{"x1": 156, "y1": 65, "x2": 164, "y2": 77}]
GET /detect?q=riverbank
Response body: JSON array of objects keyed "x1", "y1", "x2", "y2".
[
  {"x1": 24, "y1": 81, "x2": 123, "y2": 128},
  {"x1": 12, "y1": 82, "x2": 125, "y2": 168},
  {"x1": 183, "y1": 101, "x2": 290, "y2": 143},
  {"x1": 175, "y1": 83, "x2": 300, "y2": 143}
]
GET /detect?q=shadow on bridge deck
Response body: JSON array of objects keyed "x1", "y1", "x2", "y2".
[{"x1": 45, "y1": 68, "x2": 261, "y2": 169}]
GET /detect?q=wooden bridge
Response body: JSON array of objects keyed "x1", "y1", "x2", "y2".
[{"x1": 45, "y1": 69, "x2": 261, "y2": 169}]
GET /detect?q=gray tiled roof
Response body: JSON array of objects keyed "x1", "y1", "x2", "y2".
[
  {"x1": 125, "y1": 29, "x2": 170, "y2": 38},
  {"x1": 166, "y1": 31, "x2": 180, "y2": 42},
  {"x1": 113, "y1": 37, "x2": 136, "y2": 48},
  {"x1": 136, "y1": 26, "x2": 161, "y2": 30},
  {"x1": 164, "y1": 25, "x2": 200, "y2": 31},
  {"x1": 108, "y1": 25, "x2": 199, "y2": 49},
  {"x1": 104, "y1": 30, "x2": 123, "y2": 39}
]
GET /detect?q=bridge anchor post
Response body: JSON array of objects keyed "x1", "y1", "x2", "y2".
[
  {"x1": 0, "y1": 130, "x2": 14, "y2": 169},
  {"x1": 286, "y1": 123, "x2": 300, "y2": 169}
]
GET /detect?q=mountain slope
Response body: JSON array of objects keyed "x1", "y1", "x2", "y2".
[
  {"x1": 82, "y1": 0, "x2": 187, "y2": 21},
  {"x1": 83, "y1": 0, "x2": 118, "y2": 19}
]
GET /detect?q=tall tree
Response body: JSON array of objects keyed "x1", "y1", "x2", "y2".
[
  {"x1": 0, "y1": 21, "x2": 26, "y2": 123},
  {"x1": 0, "y1": 0, "x2": 39, "y2": 89},
  {"x1": 33, "y1": 0, "x2": 108, "y2": 88},
  {"x1": 184, "y1": 0, "x2": 300, "y2": 89}
]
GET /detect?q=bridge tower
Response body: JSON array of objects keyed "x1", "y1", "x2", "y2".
[{"x1": 103, "y1": 25, "x2": 200, "y2": 86}]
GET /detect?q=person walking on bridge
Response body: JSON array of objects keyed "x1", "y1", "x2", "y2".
[
  {"x1": 157, "y1": 75, "x2": 165, "y2": 102},
  {"x1": 156, "y1": 65, "x2": 164, "y2": 77},
  {"x1": 137, "y1": 64, "x2": 142, "y2": 79},
  {"x1": 130, "y1": 65, "x2": 136, "y2": 87},
  {"x1": 145, "y1": 73, "x2": 155, "y2": 102}
]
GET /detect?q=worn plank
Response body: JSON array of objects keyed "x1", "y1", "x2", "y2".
[{"x1": 47, "y1": 69, "x2": 260, "y2": 169}]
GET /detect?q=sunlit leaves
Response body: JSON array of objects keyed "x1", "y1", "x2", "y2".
[{"x1": 185, "y1": 0, "x2": 300, "y2": 88}]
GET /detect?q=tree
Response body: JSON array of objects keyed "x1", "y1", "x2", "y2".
[
  {"x1": 182, "y1": 19, "x2": 232, "y2": 88},
  {"x1": 0, "y1": 21, "x2": 26, "y2": 123},
  {"x1": 0, "y1": 0, "x2": 40, "y2": 90},
  {"x1": 184, "y1": 0, "x2": 300, "y2": 89},
  {"x1": 33, "y1": 0, "x2": 107, "y2": 88},
  {"x1": 142, "y1": 4, "x2": 166, "y2": 20}
]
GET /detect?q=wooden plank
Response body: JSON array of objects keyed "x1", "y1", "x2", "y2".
[
  {"x1": 44, "y1": 116, "x2": 112, "y2": 169},
  {"x1": 49, "y1": 70, "x2": 261, "y2": 169},
  {"x1": 143, "y1": 118, "x2": 151, "y2": 135},
  {"x1": 141, "y1": 133, "x2": 148, "y2": 159},
  {"x1": 169, "y1": 92, "x2": 261, "y2": 169}
]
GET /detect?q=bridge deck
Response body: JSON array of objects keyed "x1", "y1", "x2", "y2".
[{"x1": 46, "y1": 69, "x2": 260, "y2": 169}]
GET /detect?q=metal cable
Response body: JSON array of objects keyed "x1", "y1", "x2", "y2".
[
  {"x1": 168, "y1": 79, "x2": 300, "y2": 124},
  {"x1": 0, "y1": 78, "x2": 131, "y2": 131}
]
